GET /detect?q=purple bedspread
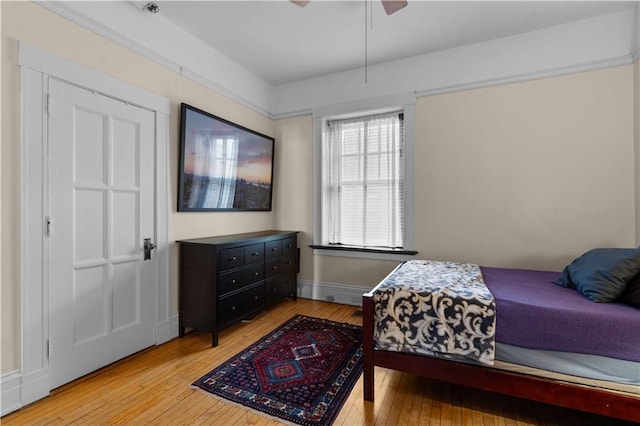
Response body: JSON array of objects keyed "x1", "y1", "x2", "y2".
[{"x1": 481, "y1": 267, "x2": 640, "y2": 362}]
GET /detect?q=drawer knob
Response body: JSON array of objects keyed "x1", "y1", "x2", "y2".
[
  {"x1": 272, "y1": 266, "x2": 277, "y2": 271},
  {"x1": 287, "y1": 260, "x2": 293, "y2": 265},
  {"x1": 254, "y1": 272, "x2": 259, "y2": 276},
  {"x1": 271, "y1": 247, "x2": 277, "y2": 252},
  {"x1": 231, "y1": 279, "x2": 236, "y2": 284},
  {"x1": 254, "y1": 295, "x2": 259, "y2": 300},
  {"x1": 231, "y1": 306, "x2": 236, "y2": 311},
  {"x1": 288, "y1": 244, "x2": 293, "y2": 248},
  {"x1": 230, "y1": 256, "x2": 237, "y2": 261},
  {"x1": 252, "y1": 252, "x2": 259, "y2": 256}
]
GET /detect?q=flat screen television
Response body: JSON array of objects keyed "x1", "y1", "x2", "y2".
[{"x1": 178, "y1": 103, "x2": 275, "y2": 212}]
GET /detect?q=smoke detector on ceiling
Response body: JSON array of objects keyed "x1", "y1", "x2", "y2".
[{"x1": 129, "y1": 1, "x2": 160, "y2": 14}]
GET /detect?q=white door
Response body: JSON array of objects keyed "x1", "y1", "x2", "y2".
[{"x1": 48, "y1": 78, "x2": 156, "y2": 389}]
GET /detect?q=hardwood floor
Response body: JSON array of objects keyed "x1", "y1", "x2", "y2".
[{"x1": 2, "y1": 298, "x2": 633, "y2": 425}]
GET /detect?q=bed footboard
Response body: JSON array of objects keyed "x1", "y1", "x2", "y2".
[{"x1": 361, "y1": 284, "x2": 640, "y2": 422}]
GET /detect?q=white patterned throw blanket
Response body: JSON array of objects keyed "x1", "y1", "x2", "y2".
[{"x1": 373, "y1": 260, "x2": 496, "y2": 365}]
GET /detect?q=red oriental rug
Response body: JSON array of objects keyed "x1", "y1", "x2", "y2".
[{"x1": 192, "y1": 315, "x2": 363, "y2": 425}]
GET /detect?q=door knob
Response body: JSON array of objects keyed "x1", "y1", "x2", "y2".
[{"x1": 143, "y1": 238, "x2": 156, "y2": 260}]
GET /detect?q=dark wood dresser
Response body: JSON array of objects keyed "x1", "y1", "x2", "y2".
[{"x1": 178, "y1": 230, "x2": 299, "y2": 347}]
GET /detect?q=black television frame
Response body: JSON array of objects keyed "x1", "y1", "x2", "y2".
[{"x1": 178, "y1": 103, "x2": 275, "y2": 212}]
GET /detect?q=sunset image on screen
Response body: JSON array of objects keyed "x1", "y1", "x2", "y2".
[
  {"x1": 180, "y1": 107, "x2": 274, "y2": 211},
  {"x1": 235, "y1": 138, "x2": 273, "y2": 185}
]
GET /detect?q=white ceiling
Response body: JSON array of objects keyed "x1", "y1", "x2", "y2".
[{"x1": 156, "y1": 1, "x2": 637, "y2": 86}]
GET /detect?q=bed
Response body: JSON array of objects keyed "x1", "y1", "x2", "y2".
[{"x1": 362, "y1": 257, "x2": 640, "y2": 422}]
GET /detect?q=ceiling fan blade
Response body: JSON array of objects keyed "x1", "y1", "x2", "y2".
[
  {"x1": 381, "y1": 0, "x2": 407, "y2": 15},
  {"x1": 290, "y1": 0, "x2": 310, "y2": 6}
]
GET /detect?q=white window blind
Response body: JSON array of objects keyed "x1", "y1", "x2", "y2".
[{"x1": 322, "y1": 111, "x2": 404, "y2": 249}]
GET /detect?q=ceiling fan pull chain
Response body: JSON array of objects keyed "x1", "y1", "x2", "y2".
[
  {"x1": 364, "y1": 0, "x2": 368, "y2": 83},
  {"x1": 371, "y1": 0, "x2": 374, "y2": 30}
]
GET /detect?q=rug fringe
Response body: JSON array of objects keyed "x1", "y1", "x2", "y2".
[{"x1": 191, "y1": 386, "x2": 298, "y2": 426}]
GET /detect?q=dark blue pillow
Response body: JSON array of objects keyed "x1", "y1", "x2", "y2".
[
  {"x1": 620, "y1": 274, "x2": 640, "y2": 307},
  {"x1": 553, "y1": 267, "x2": 574, "y2": 289},
  {"x1": 553, "y1": 248, "x2": 640, "y2": 303}
]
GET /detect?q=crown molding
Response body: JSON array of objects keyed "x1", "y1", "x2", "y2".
[
  {"x1": 274, "y1": 8, "x2": 637, "y2": 116},
  {"x1": 35, "y1": 0, "x2": 274, "y2": 118},
  {"x1": 36, "y1": 2, "x2": 638, "y2": 120},
  {"x1": 179, "y1": 68, "x2": 272, "y2": 118},
  {"x1": 271, "y1": 53, "x2": 636, "y2": 120},
  {"x1": 633, "y1": 3, "x2": 640, "y2": 62},
  {"x1": 415, "y1": 54, "x2": 635, "y2": 99},
  {"x1": 35, "y1": 1, "x2": 182, "y2": 75}
]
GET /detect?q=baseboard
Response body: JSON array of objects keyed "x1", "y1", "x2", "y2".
[
  {"x1": 156, "y1": 313, "x2": 179, "y2": 345},
  {"x1": 297, "y1": 280, "x2": 370, "y2": 307},
  {"x1": 1, "y1": 368, "x2": 51, "y2": 417},
  {"x1": 1, "y1": 315, "x2": 180, "y2": 417},
  {"x1": 1, "y1": 370, "x2": 22, "y2": 416},
  {"x1": 3, "y1": 294, "x2": 357, "y2": 417}
]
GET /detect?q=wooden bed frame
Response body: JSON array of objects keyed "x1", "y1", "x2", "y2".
[{"x1": 362, "y1": 289, "x2": 640, "y2": 422}]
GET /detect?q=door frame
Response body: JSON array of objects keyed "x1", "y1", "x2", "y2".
[{"x1": 18, "y1": 42, "x2": 171, "y2": 407}]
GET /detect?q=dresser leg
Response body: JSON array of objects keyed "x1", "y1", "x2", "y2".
[{"x1": 178, "y1": 316, "x2": 185, "y2": 337}]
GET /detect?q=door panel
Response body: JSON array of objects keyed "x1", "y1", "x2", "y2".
[{"x1": 48, "y1": 78, "x2": 156, "y2": 389}]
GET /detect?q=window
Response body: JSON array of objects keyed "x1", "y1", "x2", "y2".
[
  {"x1": 324, "y1": 111, "x2": 404, "y2": 248},
  {"x1": 312, "y1": 96, "x2": 416, "y2": 259}
]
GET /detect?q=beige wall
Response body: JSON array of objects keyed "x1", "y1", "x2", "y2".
[
  {"x1": 276, "y1": 64, "x2": 637, "y2": 287},
  {"x1": 1, "y1": 1, "x2": 276, "y2": 373},
  {"x1": 416, "y1": 66, "x2": 635, "y2": 270},
  {"x1": 2, "y1": 1, "x2": 638, "y2": 377},
  {"x1": 272, "y1": 116, "x2": 313, "y2": 278}
]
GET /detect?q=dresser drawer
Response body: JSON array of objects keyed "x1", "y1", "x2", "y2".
[
  {"x1": 244, "y1": 262, "x2": 264, "y2": 284},
  {"x1": 219, "y1": 247, "x2": 244, "y2": 271},
  {"x1": 265, "y1": 258, "x2": 279, "y2": 278},
  {"x1": 265, "y1": 255, "x2": 296, "y2": 279},
  {"x1": 244, "y1": 243, "x2": 265, "y2": 264},
  {"x1": 265, "y1": 240, "x2": 281, "y2": 259},
  {"x1": 265, "y1": 276, "x2": 296, "y2": 305},
  {"x1": 218, "y1": 263, "x2": 264, "y2": 295},
  {"x1": 282, "y1": 237, "x2": 297, "y2": 257},
  {"x1": 281, "y1": 255, "x2": 296, "y2": 271},
  {"x1": 218, "y1": 283, "x2": 264, "y2": 327}
]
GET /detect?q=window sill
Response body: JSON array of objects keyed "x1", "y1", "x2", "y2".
[{"x1": 309, "y1": 244, "x2": 418, "y2": 261}]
